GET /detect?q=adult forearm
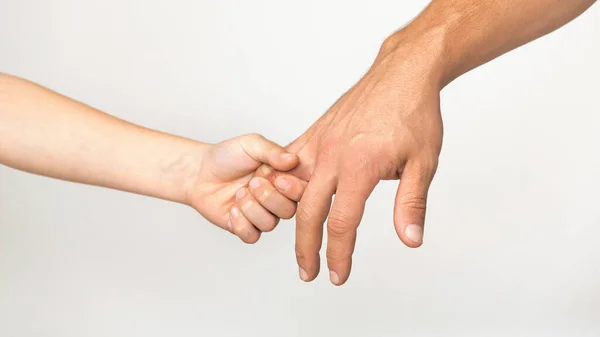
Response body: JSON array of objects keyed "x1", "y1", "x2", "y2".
[
  {"x1": 0, "y1": 73, "x2": 206, "y2": 203},
  {"x1": 383, "y1": 0, "x2": 596, "y2": 87}
]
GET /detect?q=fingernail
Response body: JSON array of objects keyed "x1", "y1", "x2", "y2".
[
  {"x1": 329, "y1": 270, "x2": 340, "y2": 285},
  {"x1": 275, "y1": 178, "x2": 291, "y2": 191},
  {"x1": 299, "y1": 267, "x2": 308, "y2": 281},
  {"x1": 281, "y1": 153, "x2": 296, "y2": 161},
  {"x1": 405, "y1": 224, "x2": 424, "y2": 244},
  {"x1": 226, "y1": 221, "x2": 233, "y2": 231},
  {"x1": 249, "y1": 177, "x2": 261, "y2": 190},
  {"x1": 235, "y1": 188, "x2": 246, "y2": 199}
]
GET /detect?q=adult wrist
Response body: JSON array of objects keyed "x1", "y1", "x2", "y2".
[
  {"x1": 378, "y1": 10, "x2": 467, "y2": 90},
  {"x1": 376, "y1": 30, "x2": 446, "y2": 90}
]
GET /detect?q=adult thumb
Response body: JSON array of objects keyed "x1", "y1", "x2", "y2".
[{"x1": 393, "y1": 161, "x2": 436, "y2": 248}]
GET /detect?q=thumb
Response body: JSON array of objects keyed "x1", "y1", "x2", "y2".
[
  {"x1": 393, "y1": 160, "x2": 436, "y2": 248},
  {"x1": 239, "y1": 133, "x2": 299, "y2": 172}
]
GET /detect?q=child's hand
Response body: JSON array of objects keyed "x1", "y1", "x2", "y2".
[
  {"x1": 185, "y1": 134, "x2": 306, "y2": 243},
  {"x1": 229, "y1": 162, "x2": 307, "y2": 243}
]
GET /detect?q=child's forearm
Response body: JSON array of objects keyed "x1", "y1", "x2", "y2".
[{"x1": 0, "y1": 73, "x2": 207, "y2": 203}]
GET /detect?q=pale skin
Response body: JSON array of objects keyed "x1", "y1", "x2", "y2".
[
  {"x1": 0, "y1": 73, "x2": 307, "y2": 243},
  {"x1": 262, "y1": 0, "x2": 597, "y2": 285}
]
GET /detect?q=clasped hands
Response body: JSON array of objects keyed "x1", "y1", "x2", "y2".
[
  {"x1": 190, "y1": 37, "x2": 444, "y2": 286},
  {"x1": 2, "y1": 0, "x2": 594, "y2": 287}
]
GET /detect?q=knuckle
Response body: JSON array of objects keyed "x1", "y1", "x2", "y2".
[
  {"x1": 348, "y1": 132, "x2": 369, "y2": 147},
  {"x1": 327, "y1": 215, "x2": 351, "y2": 237},
  {"x1": 239, "y1": 195, "x2": 255, "y2": 210},
  {"x1": 343, "y1": 154, "x2": 373, "y2": 177},
  {"x1": 309, "y1": 169, "x2": 336, "y2": 190},
  {"x1": 317, "y1": 138, "x2": 338, "y2": 164},
  {"x1": 295, "y1": 204, "x2": 312, "y2": 224},
  {"x1": 400, "y1": 192, "x2": 428, "y2": 211},
  {"x1": 415, "y1": 154, "x2": 440, "y2": 177},
  {"x1": 254, "y1": 186, "x2": 272, "y2": 203}
]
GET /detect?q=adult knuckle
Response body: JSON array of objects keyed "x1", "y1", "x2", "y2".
[
  {"x1": 400, "y1": 192, "x2": 428, "y2": 211},
  {"x1": 295, "y1": 204, "x2": 312, "y2": 224},
  {"x1": 424, "y1": 156, "x2": 439, "y2": 174},
  {"x1": 348, "y1": 132, "x2": 369, "y2": 147},
  {"x1": 317, "y1": 138, "x2": 338, "y2": 163},
  {"x1": 344, "y1": 153, "x2": 374, "y2": 176},
  {"x1": 310, "y1": 168, "x2": 337, "y2": 189},
  {"x1": 415, "y1": 152, "x2": 439, "y2": 175},
  {"x1": 327, "y1": 215, "x2": 350, "y2": 237}
]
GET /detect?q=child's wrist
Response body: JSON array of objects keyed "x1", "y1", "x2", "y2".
[{"x1": 154, "y1": 138, "x2": 210, "y2": 206}]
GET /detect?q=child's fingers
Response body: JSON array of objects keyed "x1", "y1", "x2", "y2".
[
  {"x1": 271, "y1": 173, "x2": 308, "y2": 202},
  {"x1": 248, "y1": 177, "x2": 297, "y2": 219},
  {"x1": 230, "y1": 206, "x2": 261, "y2": 244},
  {"x1": 235, "y1": 187, "x2": 280, "y2": 232},
  {"x1": 254, "y1": 165, "x2": 308, "y2": 203},
  {"x1": 238, "y1": 134, "x2": 299, "y2": 172}
]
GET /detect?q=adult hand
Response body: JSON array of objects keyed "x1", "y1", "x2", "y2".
[
  {"x1": 254, "y1": 0, "x2": 596, "y2": 286},
  {"x1": 283, "y1": 37, "x2": 444, "y2": 286}
]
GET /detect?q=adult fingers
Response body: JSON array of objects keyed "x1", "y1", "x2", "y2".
[
  {"x1": 295, "y1": 168, "x2": 336, "y2": 282},
  {"x1": 326, "y1": 173, "x2": 377, "y2": 286}
]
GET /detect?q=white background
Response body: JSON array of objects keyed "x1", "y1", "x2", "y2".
[{"x1": 1, "y1": 1, "x2": 599, "y2": 336}]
